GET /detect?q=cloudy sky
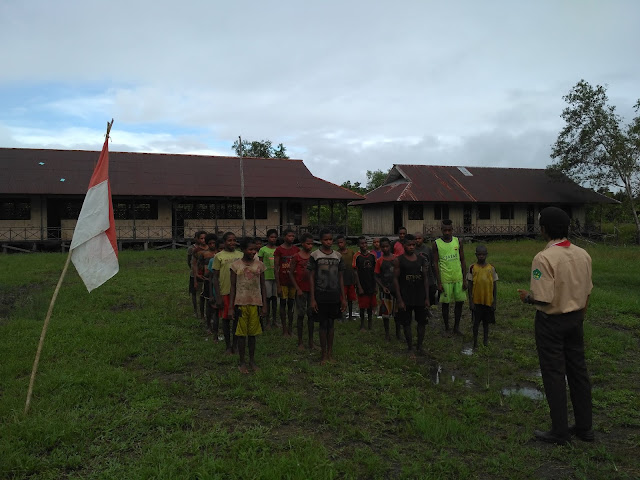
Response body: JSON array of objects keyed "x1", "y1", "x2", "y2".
[{"x1": 1, "y1": 1, "x2": 639, "y2": 186}]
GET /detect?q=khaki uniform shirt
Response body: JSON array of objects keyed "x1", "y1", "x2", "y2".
[{"x1": 530, "y1": 238, "x2": 592, "y2": 315}]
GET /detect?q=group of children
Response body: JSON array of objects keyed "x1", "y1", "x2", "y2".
[{"x1": 187, "y1": 220, "x2": 499, "y2": 371}]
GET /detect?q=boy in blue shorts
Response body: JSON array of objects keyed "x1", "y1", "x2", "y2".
[{"x1": 230, "y1": 238, "x2": 267, "y2": 373}]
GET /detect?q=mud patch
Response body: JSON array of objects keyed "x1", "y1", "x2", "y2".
[
  {"x1": 110, "y1": 297, "x2": 140, "y2": 312},
  {"x1": 0, "y1": 284, "x2": 40, "y2": 322}
]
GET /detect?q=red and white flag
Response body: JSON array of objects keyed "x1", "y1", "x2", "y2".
[{"x1": 70, "y1": 137, "x2": 119, "y2": 292}]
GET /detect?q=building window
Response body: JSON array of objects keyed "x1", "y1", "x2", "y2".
[
  {"x1": 246, "y1": 200, "x2": 268, "y2": 220},
  {"x1": 434, "y1": 204, "x2": 449, "y2": 220},
  {"x1": 478, "y1": 204, "x2": 491, "y2": 220},
  {"x1": 0, "y1": 198, "x2": 31, "y2": 220},
  {"x1": 408, "y1": 204, "x2": 423, "y2": 220},
  {"x1": 60, "y1": 200, "x2": 84, "y2": 219},
  {"x1": 112, "y1": 200, "x2": 159, "y2": 220},
  {"x1": 500, "y1": 204, "x2": 514, "y2": 220}
]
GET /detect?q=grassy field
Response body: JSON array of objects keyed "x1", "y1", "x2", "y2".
[{"x1": 1, "y1": 239, "x2": 639, "y2": 479}]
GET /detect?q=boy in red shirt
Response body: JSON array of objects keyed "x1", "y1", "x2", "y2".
[
  {"x1": 289, "y1": 232, "x2": 315, "y2": 350},
  {"x1": 274, "y1": 228, "x2": 299, "y2": 336}
]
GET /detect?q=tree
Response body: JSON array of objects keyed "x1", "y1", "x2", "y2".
[
  {"x1": 549, "y1": 80, "x2": 640, "y2": 243},
  {"x1": 365, "y1": 169, "x2": 387, "y2": 192},
  {"x1": 232, "y1": 139, "x2": 288, "y2": 158},
  {"x1": 341, "y1": 180, "x2": 366, "y2": 195}
]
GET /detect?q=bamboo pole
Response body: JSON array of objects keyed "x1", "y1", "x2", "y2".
[{"x1": 24, "y1": 250, "x2": 72, "y2": 414}]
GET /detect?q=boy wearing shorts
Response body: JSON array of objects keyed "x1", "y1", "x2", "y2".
[
  {"x1": 213, "y1": 232, "x2": 243, "y2": 354},
  {"x1": 467, "y1": 245, "x2": 498, "y2": 348},
  {"x1": 375, "y1": 238, "x2": 399, "y2": 341},
  {"x1": 230, "y1": 238, "x2": 267, "y2": 373},
  {"x1": 337, "y1": 235, "x2": 356, "y2": 320},
  {"x1": 353, "y1": 236, "x2": 377, "y2": 331},
  {"x1": 289, "y1": 232, "x2": 315, "y2": 350},
  {"x1": 309, "y1": 229, "x2": 346, "y2": 365},
  {"x1": 433, "y1": 219, "x2": 467, "y2": 335},
  {"x1": 258, "y1": 229, "x2": 278, "y2": 329},
  {"x1": 274, "y1": 228, "x2": 299, "y2": 336}
]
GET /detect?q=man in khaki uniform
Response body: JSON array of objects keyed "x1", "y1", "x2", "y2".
[{"x1": 518, "y1": 207, "x2": 594, "y2": 445}]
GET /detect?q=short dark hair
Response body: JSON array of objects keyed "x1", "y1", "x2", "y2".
[
  {"x1": 204, "y1": 233, "x2": 217, "y2": 244},
  {"x1": 358, "y1": 236, "x2": 367, "y2": 243},
  {"x1": 441, "y1": 219, "x2": 453, "y2": 226},
  {"x1": 336, "y1": 234, "x2": 345, "y2": 241},
  {"x1": 539, "y1": 207, "x2": 570, "y2": 240},
  {"x1": 238, "y1": 237, "x2": 257, "y2": 251},
  {"x1": 398, "y1": 226, "x2": 407, "y2": 233},
  {"x1": 319, "y1": 229, "x2": 332, "y2": 239},
  {"x1": 300, "y1": 232, "x2": 314, "y2": 242},
  {"x1": 283, "y1": 228, "x2": 295, "y2": 236},
  {"x1": 475, "y1": 244, "x2": 488, "y2": 253},
  {"x1": 222, "y1": 231, "x2": 236, "y2": 241},
  {"x1": 404, "y1": 234, "x2": 416, "y2": 242},
  {"x1": 380, "y1": 237, "x2": 390, "y2": 245},
  {"x1": 266, "y1": 228, "x2": 278, "y2": 237},
  {"x1": 195, "y1": 230, "x2": 207, "y2": 238}
]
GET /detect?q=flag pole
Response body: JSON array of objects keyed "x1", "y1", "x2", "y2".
[
  {"x1": 238, "y1": 135, "x2": 246, "y2": 237},
  {"x1": 24, "y1": 251, "x2": 72, "y2": 414},
  {"x1": 24, "y1": 119, "x2": 113, "y2": 414}
]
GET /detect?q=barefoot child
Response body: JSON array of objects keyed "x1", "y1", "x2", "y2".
[
  {"x1": 308, "y1": 230, "x2": 346, "y2": 364},
  {"x1": 289, "y1": 233, "x2": 315, "y2": 350},
  {"x1": 433, "y1": 219, "x2": 467, "y2": 334},
  {"x1": 274, "y1": 228, "x2": 299, "y2": 336},
  {"x1": 188, "y1": 230, "x2": 207, "y2": 317},
  {"x1": 197, "y1": 233, "x2": 217, "y2": 334},
  {"x1": 230, "y1": 238, "x2": 267, "y2": 373},
  {"x1": 375, "y1": 238, "x2": 399, "y2": 341},
  {"x1": 467, "y1": 245, "x2": 498, "y2": 348},
  {"x1": 213, "y1": 232, "x2": 243, "y2": 354},
  {"x1": 336, "y1": 235, "x2": 356, "y2": 320},
  {"x1": 353, "y1": 236, "x2": 377, "y2": 331},
  {"x1": 258, "y1": 229, "x2": 278, "y2": 329},
  {"x1": 394, "y1": 234, "x2": 431, "y2": 355}
]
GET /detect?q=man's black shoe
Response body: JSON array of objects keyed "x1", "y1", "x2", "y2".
[
  {"x1": 569, "y1": 425, "x2": 595, "y2": 442},
  {"x1": 534, "y1": 430, "x2": 569, "y2": 446}
]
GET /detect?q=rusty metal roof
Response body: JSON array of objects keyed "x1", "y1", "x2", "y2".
[
  {"x1": 0, "y1": 148, "x2": 363, "y2": 200},
  {"x1": 351, "y1": 165, "x2": 616, "y2": 205}
]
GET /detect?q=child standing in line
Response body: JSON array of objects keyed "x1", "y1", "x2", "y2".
[
  {"x1": 258, "y1": 229, "x2": 278, "y2": 329},
  {"x1": 372, "y1": 237, "x2": 383, "y2": 259},
  {"x1": 353, "y1": 236, "x2": 377, "y2": 332},
  {"x1": 289, "y1": 232, "x2": 315, "y2": 350},
  {"x1": 394, "y1": 234, "x2": 431, "y2": 356},
  {"x1": 229, "y1": 238, "x2": 267, "y2": 373},
  {"x1": 188, "y1": 230, "x2": 207, "y2": 318},
  {"x1": 336, "y1": 235, "x2": 356, "y2": 320},
  {"x1": 308, "y1": 229, "x2": 346, "y2": 365},
  {"x1": 197, "y1": 233, "x2": 218, "y2": 335},
  {"x1": 274, "y1": 229, "x2": 300, "y2": 336},
  {"x1": 433, "y1": 219, "x2": 467, "y2": 335},
  {"x1": 213, "y1": 232, "x2": 243, "y2": 354},
  {"x1": 467, "y1": 245, "x2": 498, "y2": 348},
  {"x1": 414, "y1": 232, "x2": 438, "y2": 309},
  {"x1": 375, "y1": 238, "x2": 399, "y2": 341}
]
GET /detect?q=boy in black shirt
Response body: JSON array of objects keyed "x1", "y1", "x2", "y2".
[
  {"x1": 353, "y1": 236, "x2": 377, "y2": 331},
  {"x1": 393, "y1": 234, "x2": 431, "y2": 355}
]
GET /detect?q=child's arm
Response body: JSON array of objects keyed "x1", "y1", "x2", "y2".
[
  {"x1": 467, "y1": 270, "x2": 475, "y2": 311},
  {"x1": 308, "y1": 257, "x2": 318, "y2": 313},
  {"x1": 274, "y1": 250, "x2": 282, "y2": 295},
  {"x1": 374, "y1": 259, "x2": 389, "y2": 294},
  {"x1": 339, "y1": 266, "x2": 347, "y2": 312},
  {"x1": 459, "y1": 240, "x2": 467, "y2": 291},
  {"x1": 432, "y1": 241, "x2": 442, "y2": 293},
  {"x1": 212, "y1": 259, "x2": 222, "y2": 307},
  {"x1": 192, "y1": 251, "x2": 200, "y2": 288},
  {"x1": 393, "y1": 258, "x2": 404, "y2": 310},
  {"x1": 492, "y1": 280, "x2": 497, "y2": 311},
  {"x1": 289, "y1": 256, "x2": 302, "y2": 295},
  {"x1": 423, "y1": 259, "x2": 430, "y2": 309},
  {"x1": 260, "y1": 271, "x2": 267, "y2": 317},
  {"x1": 229, "y1": 269, "x2": 237, "y2": 319}
]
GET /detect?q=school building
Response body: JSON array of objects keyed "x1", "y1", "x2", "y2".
[
  {"x1": 0, "y1": 148, "x2": 362, "y2": 251},
  {"x1": 351, "y1": 164, "x2": 617, "y2": 237}
]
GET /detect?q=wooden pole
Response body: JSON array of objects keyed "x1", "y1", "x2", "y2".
[
  {"x1": 24, "y1": 250, "x2": 72, "y2": 414},
  {"x1": 238, "y1": 136, "x2": 246, "y2": 238}
]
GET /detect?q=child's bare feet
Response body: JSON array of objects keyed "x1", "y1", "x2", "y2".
[
  {"x1": 298, "y1": 343, "x2": 305, "y2": 351},
  {"x1": 238, "y1": 364, "x2": 249, "y2": 374},
  {"x1": 385, "y1": 334, "x2": 391, "y2": 342},
  {"x1": 308, "y1": 343, "x2": 316, "y2": 351},
  {"x1": 250, "y1": 362, "x2": 260, "y2": 372},
  {"x1": 225, "y1": 348, "x2": 233, "y2": 356},
  {"x1": 320, "y1": 355, "x2": 328, "y2": 365}
]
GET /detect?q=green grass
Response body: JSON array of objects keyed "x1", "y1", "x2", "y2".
[{"x1": 1, "y1": 240, "x2": 639, "y2": 479}]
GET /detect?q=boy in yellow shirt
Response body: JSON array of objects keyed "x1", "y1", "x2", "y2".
[{"x1": 466, "y1": 245, "x2": 498, "y2": 348}]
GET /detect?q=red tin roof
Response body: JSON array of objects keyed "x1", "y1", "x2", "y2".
[
  {"x1": 0, "y1": 148, "x2": 362, "y2": 200},
  {"x1": 351, "y1": 165, "x2": 616, "y2": 205}
]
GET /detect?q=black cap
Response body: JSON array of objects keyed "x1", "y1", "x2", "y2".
[{"x1": 539, "y1": 207, "x2": 570, "y2": 228}]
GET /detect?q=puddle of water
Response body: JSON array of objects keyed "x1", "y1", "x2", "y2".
[
  {"x1": 501, "y1": 387, "x2": 544, "y2": 400},
  {"x1": 461, "y1": 347, "x2": 473, "y2": 356}
]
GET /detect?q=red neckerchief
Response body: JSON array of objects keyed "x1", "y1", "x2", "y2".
[{"x1": 551, "y1": 239, "x2": 571, "y2": 247}]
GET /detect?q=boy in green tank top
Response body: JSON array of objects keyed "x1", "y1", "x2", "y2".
[{"x1": 432, "y1": 219, "x2": 467, "y2": 334}]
